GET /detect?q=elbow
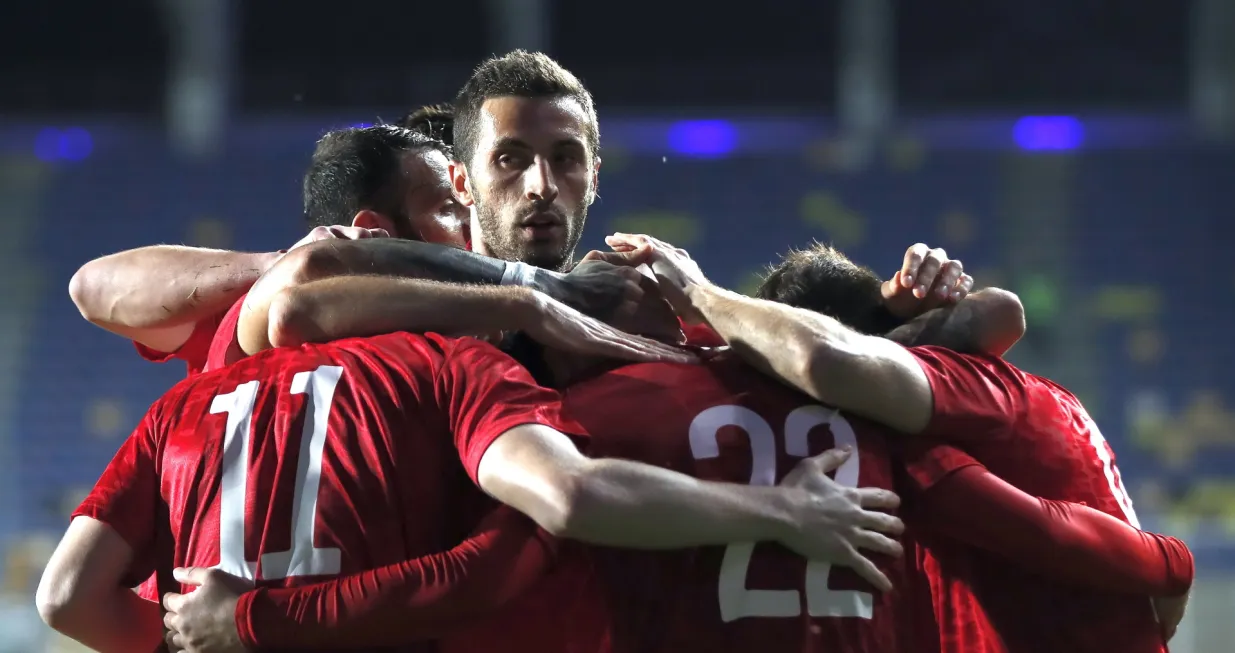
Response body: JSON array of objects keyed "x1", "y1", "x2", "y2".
[
  {"x1": 265, "y1": 288, "x2": 316, "y2": 348},
  {"x1": 280, "y1": 240, "x2": 348, "y2": 286},
  {"x1": 68, "y1": 264, "x2": 107, "y2": 324},
  {"x1": 535, "y1": 470, "x2": 588, "y2": 539},
  {"x1": 799, "y1": 335, "x2": 852, "y2": 404},
  {"x1": 35, "y1": 568, "x2": 82, "y2": 631},
  {"x1": 975, "y1": 288, "x2": 1026, "y2": 355}
]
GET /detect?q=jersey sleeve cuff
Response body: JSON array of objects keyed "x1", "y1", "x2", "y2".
[
  {"x1": 899, "y1": 444, "x2": 984, "y2": 491},
  {"x1": 72, "y1": 501, "x2": 147, "y2": 554},
  {"x1": 461, "y1": 413, "x2": 585, "y2": 484},
  {"x1": 234, "y1": 588, "x2": 264, "y2": 649}
]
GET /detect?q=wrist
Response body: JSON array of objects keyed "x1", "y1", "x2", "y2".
[
  {"x1": 500, "y1": 260, "x2": 538, "y2": 287},
  {"x1": 501, "y1": 286, "x2": 542, "y2": 331},
  {"x1": 758, "y1": 486, "x2": 807, "y2": 544},
  {"x1": 527, "y1": 267, "x2": 564, "y2": 301},
  {"x1": 253, "y1": 251, "x2": 285, "y2": 274}
]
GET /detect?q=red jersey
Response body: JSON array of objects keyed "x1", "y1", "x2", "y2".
[
  {"x1": 132, "y1": 308, "x2": 228, "y2": 376},
  {"x1": 901, "y1": 346, "x2": 1164, "y2": 653},
  {"x1": 447, "y1": 353, "x2": 925, "y2": 653},
  {"x1": 203, "y1": 293, "x2": 247, "y2": 372},
  {"x1": 131, "y1": 304, "x2": 237, "y2": 601},
  {"x1": 74, "y1": 332, "x2": 571, "y2": 651}
]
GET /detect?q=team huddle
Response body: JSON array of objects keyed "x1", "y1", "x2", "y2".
[{"x1": 36, "y1": 51, "x2": 1194, "y2": 653}]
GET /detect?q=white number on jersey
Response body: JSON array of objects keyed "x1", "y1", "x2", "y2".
[
  {"x1": 210, "y1": 365, "x2": 344, "y2": 581},
  {"x1": 689, "y1": 404, "x2": 874, "y2": 622},
  {"x1": 1083, "y1": 415, "x2": 1140, "y2": 528}
]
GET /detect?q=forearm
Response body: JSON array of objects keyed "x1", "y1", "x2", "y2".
[
  {"x1": 686, "y1": 282, "x2": 932, "y2": 433},
  {"x1": 923, "y1": 466, "x2": 1193, "y2": 596},
  {"x1": 885, "y1": 288, "x2": 1025, "y2": 357},
  {"x1": 286, "y1": 237, "x2": 513, "y2": 286},
  {"x1": 557, "y1": 458, "x2": 795, "y2": 549},
  {"x1": 42, "y1": 586, "x2": 163, "y2": 653},
  {"x1": 250, "y1": 277, "x2": 538, "y2": 352},
  {"x1": 686, "y1": 282, "x2": 838, "y2": 398},
  {"x1": 236, "y1": 507, "x2": 554, "y2": 648},
  {"x1": 70, "y1": 246, "x2": 278, "y2": 329}
]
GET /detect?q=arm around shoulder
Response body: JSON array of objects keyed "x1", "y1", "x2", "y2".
[{"x1": 802, "y1": 328, "x2": 935, "y2": 434}]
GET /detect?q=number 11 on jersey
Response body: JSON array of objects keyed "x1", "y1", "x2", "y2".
[{"x1": 210, "y1": 365, "x2": 344, "y2": 581}]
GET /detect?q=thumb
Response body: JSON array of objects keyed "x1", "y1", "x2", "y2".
[
  {"x1": 810, "y1": 446, "x2": 853, "y2": 473},
  {"x1": 880, "y1": 271, "x2": 904, "y2": 300},
  {"x1": 172, "y1": 566, "x2": 210, "y2": 586}
]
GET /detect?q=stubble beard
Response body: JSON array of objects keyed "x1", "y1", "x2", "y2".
[{"x1": 474, "y1": 198, "x2": 587, "y2": 272}]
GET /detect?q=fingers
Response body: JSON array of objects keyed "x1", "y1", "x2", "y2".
[
  {"x1": 845, "y1": 548, "x2": 894, "y2": 593},
  {"x1": 172, "y1": 566, "x2": 210, "y2": 587},
  {"x1": 605, "y1": 233, "x2": 650, "y2": 250},
  {"x1": 955, "y1": 273, "x2": 974, "y2": 300},
  {"x1": 162, "y1": 591, "x2": 186, "y2": 613},
  {"x1": 855, "y1": 487, "x2": 901, "y2": 511},
  {"x1": 912, "y1": 247, "x2": 948, "y2": 299},
  {"x1": 931, "y1": 260, "x2": 964, "y2": 302},
  {"x1": 598, "y1": 333, "x2": 698, "y2": 365},
  {"x1": 900, "y1": 244, "x2": 929, "y2": 289},
  {"x1": 851, "y1": 529, "x2": 905, "y2": 558},
  {"x1": 325, "y1": 226, "x2": 388, "y2": 240},
  {"x1": 808, "y1": 447, "x2": 853, "y2": 474},
  {"x1": 583, "y1": 247, "x2": 651, "y2": 266}
]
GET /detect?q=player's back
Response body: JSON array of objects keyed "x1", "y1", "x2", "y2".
[
  {"x1": 904, "y1": 347, "x2": 1162, "y2": 653},
  {"x1": 452, "y1": 352, "x2": 923, "y2": 653},
  {"x1": 150, "y1": 332, "x2": 479, "y2": 602}
]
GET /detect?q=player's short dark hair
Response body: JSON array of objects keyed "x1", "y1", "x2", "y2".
[
  {"x1": 453, "y1": 50, "x2": 599, "y2": 166},
  {"x1": 302, "y1": 124, "x2": 448, "y2": 227},
  {"x1": 396, "y1": 103, "x2": 455, "y2": 147},
  {"x1": 757, "y1": 242, "x2": 903, "y2": 335}
]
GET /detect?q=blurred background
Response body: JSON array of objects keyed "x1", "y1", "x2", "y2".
[{"x1": 1, "y1": 0, "x2": 1233, "y2": 650}]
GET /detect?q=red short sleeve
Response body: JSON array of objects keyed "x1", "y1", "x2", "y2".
[
  {"x1": 203, "y1": 294, "x2": 247, "y2": 372},
  {"x1": 908, "y1": 346, "x2": 1026, "y2": 442},
  {"x1": 433, "y1": 336, "x2": 585, "y2": 482},
  {"x1": 132, "y1": 310, "x2": 227, "y2": 376},
  {"x1": 681, "y1": 320, "x2": 725, "y2": 347},
  {"x1": 72, "y1": 409, "x2": 162, "y2": 587},
  {"x1": 899, "y1": 442, "x2": 984, "y2": 490}
]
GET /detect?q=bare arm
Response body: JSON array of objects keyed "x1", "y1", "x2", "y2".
[
  {"x1": 250, "y1": 277, "x2": 540, "y2": 352},
  {"x1": 236, "y1": 238, "x2": 643, "y2": 354},
  {"x1": 687, "y1": 282, "x2": 935, "y2": 434},
  {"x1": 36, "y1": 517, "x2": 164, "y2": 653},
  {"x1": 69, "y1": 245, "x2": 280, "y2": 352},
  {"x1": 886, "y1": 288, "x2": 1026, "y2": 356},
  {"x1": 474, "y1": 424, "x2": 903, "y2": 592},
  {"x1": 476, "y1": 424, "x2": 802, "y2": 548}
]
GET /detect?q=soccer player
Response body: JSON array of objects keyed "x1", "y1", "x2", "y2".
[
  {"x1": 67, "y1": 124, "x2": 469, "y2": 376},
  {"x1": 38, "y1": 324, "x2": 893, "y2": 653},
  {"x1": 398, "y1": 102, "x2": 455, "y2": 146},
  {"x1": 158, "y1": 257, "x2": 1188, "y2": 653},
  {"x1": 622, "y1": 234, "x2": 1192, "y2": 652}
]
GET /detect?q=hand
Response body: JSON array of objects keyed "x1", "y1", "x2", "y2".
[
  {"x1": 776, "y1": 448, "x2": 904, "y2": 592},
  {"x1": 288, "y1": 225, "x2": 390, "y2": 252},
  {"x1": 1153, "y1": 591, "x2": 1189, "y2": 641},
  {"x1": 519, "y1": 293, "x2": 697, "y2": 364},
  {"x1": 162, "y1": 567, "x2": 252, "y2": 653},
  {"x1": 534, "y1": 256, "x2": 648, "y2": 321},
  {"x1": 601, "y1": 232, "x2": 710, "y2": 323},
  {"x1": 881, "y1": 243, "x2": 973, "y2": 319}
]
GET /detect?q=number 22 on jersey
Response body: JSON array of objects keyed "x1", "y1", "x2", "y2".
[
  {"x1": 209, "y1": 365, "x2": 343, "y2": 581},
  {"x1": 690, "y1": 404, "x2": 874, "y2": 623}
]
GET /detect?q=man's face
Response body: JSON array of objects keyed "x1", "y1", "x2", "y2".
[
  {"x1": 457, "y1": 96, "x2": 598, "y2": 271},
  {"x1": 394, "y1": 149, "x2": 469, "y2": 247}
]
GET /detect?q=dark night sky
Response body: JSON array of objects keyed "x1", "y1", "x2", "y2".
[{"x1": 0, "y1": 0, "x2": 1190, "y2": 113}]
